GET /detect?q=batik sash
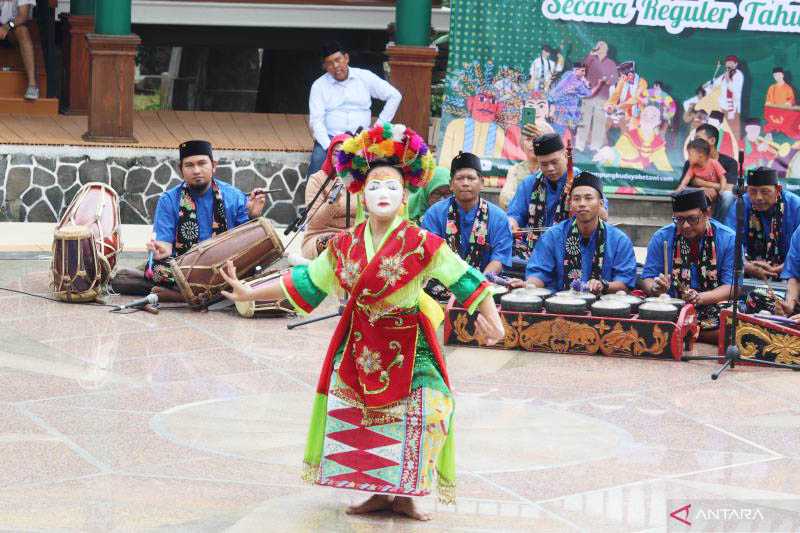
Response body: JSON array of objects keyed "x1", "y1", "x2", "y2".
[
  {"x1": 672, "y1": 222, "x2": 721, "y2": 329},
  {"x1": 563, "y1": 219, "x2": 605, "y2": 289}
]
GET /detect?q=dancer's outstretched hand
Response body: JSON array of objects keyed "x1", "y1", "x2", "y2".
[
  {"x1": 220, "y1": 260, "x2": 253, "y2": 302},
  {"x1": 475, "y1": 313, "x2": 504, "y2": 346}
]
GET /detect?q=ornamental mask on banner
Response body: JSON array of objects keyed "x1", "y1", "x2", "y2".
[{"x1": 438, "y1": 0, "x2": 800, "y2": 196}]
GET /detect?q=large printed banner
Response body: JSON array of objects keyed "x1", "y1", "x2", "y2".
[{"x1": 439, "y1": 0, "x2": 800, "y2": 195}]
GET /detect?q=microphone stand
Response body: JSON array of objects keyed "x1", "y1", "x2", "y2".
[
  {"x1": 284, "y1": 171, "x2": 338, "y2": 237},
  {"x1": 681, "y1": 150, "x2": 800, "y2": 377},
  {"x1": 287, "y1": 189, "x2": 351, "y2": 330}
]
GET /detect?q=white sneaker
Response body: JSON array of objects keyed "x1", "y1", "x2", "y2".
[{"x1": 24, "y1": 86, "x2": 39, "y2": 100}]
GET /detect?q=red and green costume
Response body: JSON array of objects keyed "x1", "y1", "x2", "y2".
[{"x1": 281, "y1": 216, "x2": 491, "y2": 502}]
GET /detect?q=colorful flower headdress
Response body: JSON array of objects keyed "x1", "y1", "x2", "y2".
[{"x1": 335, "y1": 121, "x2": 435, "y2": 194}]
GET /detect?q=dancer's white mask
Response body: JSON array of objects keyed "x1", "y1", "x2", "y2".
[{"x1": 364, "y1": 172, "x2": 404, "y2": 218}]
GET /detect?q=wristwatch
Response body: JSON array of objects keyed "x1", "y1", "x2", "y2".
[{"x1": 7, "y1": 20, "x2": 15, "y2": 30}]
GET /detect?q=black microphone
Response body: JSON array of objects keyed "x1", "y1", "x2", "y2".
[
  {"x1": 284, "y1": 207, "x2": 307, "y2": 235},
  {"x1": 119, "y1": 293, "x2": 158, "y2": 310},
  {"x1": 328, "y1": 182, "x2": 344, "y2": 204}
]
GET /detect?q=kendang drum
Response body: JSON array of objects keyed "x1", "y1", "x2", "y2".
[
  {"x1": 235, "y1": 272, "x2": 295, "y2": 318},
  {"x1": 51, "y1": 225, "x2": 103, "y2": 302},
  {"x1": 56, "y1": 182, "x2": 122, "y2": 283},
  {"x1": 171, "y1": 217, "x2": 284, "y2": 308}
]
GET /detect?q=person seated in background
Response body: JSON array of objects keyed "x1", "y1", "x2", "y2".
[
  {"x1": 676, "y1": 138, "x2": 727, "y2": 205},
  {"x1": 301, "y1": 133, "x2": 357, "y2": 259},
  {"x1": 0, "y1": 0, "x2": 39, "y2": 100},
  {"x1": 726, "y1": 167, "x2": 800, "y2": 281},
  {"x1": 498, "y1": 123, "x2": 553, "y2": 210},
  {"x1": 407, "y1": 166, "x2": 451, "y2": 226},
  {"x1": 640, "y1": 188, "x2": 738, "y2": 343},
  {"x1": 506, "y1": 133, "x2": 576, "y2": 257},
  {"x1": 422, "y1": 152, "x2": 512, "y2": 276},
  {"x1": 525, "y1": 172, "x2": 636, "y2": 294},
  {"x1": 682, "y1": 123, "x2": 738, "y2": 221},
  {"x1": 111, "y1": 140, "x2": 268, "y2": 299},
  {"x1": 780, "y1": 225, "x2": 800, "y2": 320}
]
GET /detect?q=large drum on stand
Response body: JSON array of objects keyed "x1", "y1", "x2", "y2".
[
  {"x1": 55, "y1": 182, "x2": 122, "y2": 283},
  {"x1": 51, "y1": 182, "x2": 122, "y2": 302},
  {"x1": 51, "y1": 225, "x2": 103, "y2": 302},
  {"x1": 170, "y1": 217, "x2": 284, "y2": 308}
]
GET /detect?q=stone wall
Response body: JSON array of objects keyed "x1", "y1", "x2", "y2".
[{"x1": 0, "y1": 152, "x2": 309, "y2": 226}]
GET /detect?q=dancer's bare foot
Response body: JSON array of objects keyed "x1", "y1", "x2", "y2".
[
  {"x1": 392, "y1": 496, "x2": 431, "y2": 521},
  {"x1": 345, "y1": 494, "x2": 394, "y2": 515}
]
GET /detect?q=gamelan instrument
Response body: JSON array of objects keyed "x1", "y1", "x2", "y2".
[
  {"x1": 234, "y1": 272, "x2": 294, "y2": 318},
  {"x1": 50, "y1": 225, "x2": 103, "y2": 302},
  {"x1": 445, "y1": 288, "x2": 698, "y2": 360},
  {"x1": 51, "y1": 182, "x2": 122, "y2": 302},
  {"x1": 718, "y1": 309, "x2": 800, "y2": 369},
  {"x1": 170, "y1": 217, "x2": 284, "y2": 308},
  {"x1": 490, "y1": 285, "x2": 509, "y2": 303}
]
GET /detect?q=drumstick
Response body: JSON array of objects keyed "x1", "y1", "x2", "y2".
[{"x1": 252, "y1": 188, "x2": 283, "y2": 196}]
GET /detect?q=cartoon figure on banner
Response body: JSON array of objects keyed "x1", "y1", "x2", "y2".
[
  {"x1": 594, "y1": 104, "x2": 672, "y2": 172},
  {"x1": 683, "y1": 85, "x2": 709, "y2": 123},
  {"x1": 648, "y1": 81, "x2": 677, "y2": 134},
  {"x1": 440, "y1": 64, "x2": 506, "y2": 165},
  {"x1": 529, "y1": 44, "x2": 564, "y2": 93},
  {"x1": 708, "y1": 110, "x2": 740, "y2": 159},
  {"x1": 767, "y1": 137, "x2": 800, "y2": 178},
  {"x1": 763, "y1": 69, "x2": 800, "y2": 142},
  {"x1": 743, "y1": 118, "x2": 777, "y2": 171},
  {"x1": 493, "y1": 65, "x2": 534, "y2": 161},
  {"x1": 575, "y1": 40, "x2": 618, "y2": 153},
  {"x1": 440, "y1": 61, "x2": 534, "y2": 164},
  {"x1": 765, "y1": 67, "x2": 796, "y2": 107},
  {"x1": 548, "y1": 62, "x2": 591, "y2": 146},
  {"x1": 711, "y1": 54, "x2": 744, "y2": 137},
  {"x1": 605, "y1": 61, "x2": 648, "y2": 131}
]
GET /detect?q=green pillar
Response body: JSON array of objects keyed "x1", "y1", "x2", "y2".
[
  {"x1": 395, "y1": 0, "x2": 431, "y2": 47},
  {"x1": 70, "y1": 0, "x2": 95, "y2": 16},
  {"x1": 95, "y1": 0, "x2": 131, "y2": 35}
]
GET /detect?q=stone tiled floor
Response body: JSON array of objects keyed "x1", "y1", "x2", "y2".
[{"x1": 1, "y1": 255, "x2": 799, "y2": 531}]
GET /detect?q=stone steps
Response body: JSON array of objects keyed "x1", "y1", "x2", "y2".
[{"x1": 608, "y1": 215, "x2": 667, "y2": 248}]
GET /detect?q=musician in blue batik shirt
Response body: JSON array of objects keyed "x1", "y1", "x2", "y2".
[
  {"x1": 779, "y1": 225, "x2": 800, "y2": 320},
  {"x1": 111, "y1": 140, "x2": 269, "y2": 298},
  {"x1": 422, "y1": 151, "x2": 512, "y2": 274},
  {"x1": 723, "y1": 166, "x2": 800, "y2": 281},
  {"x1": 506, "y1": 133, "x2": 607, "y2": 260},
  {"x1": 641, "y1": 188, "x2": 739, "y2": 342},
  {"x1": 526, "y1": 172, "x2": 636, "y2": 295}
]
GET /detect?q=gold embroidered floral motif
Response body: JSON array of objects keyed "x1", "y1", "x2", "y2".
[
  {"x1": 377, "y1": 254, "x2": 408, "y2": 287},
  {"x1": 339, "y1": 260, "x2": 361, "y2": 288},
  {"x1": 356, "y1": 346, "x2": 383, "y2": 375}
]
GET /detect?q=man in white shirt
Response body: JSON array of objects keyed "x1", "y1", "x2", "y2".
[
  {"x1": 0, "y1": 0, "x2": 38, "y2": 100},
  {"x1": 713, "y1": 55, "x2": 744, "y2": 138},
  {"x1": 307, "y1": 41, "x2": 402, "y2": 177}
]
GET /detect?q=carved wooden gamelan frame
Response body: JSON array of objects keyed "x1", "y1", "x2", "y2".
[{"x1": 444, "y1": 300, "x2": 699, "y2": 360}]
